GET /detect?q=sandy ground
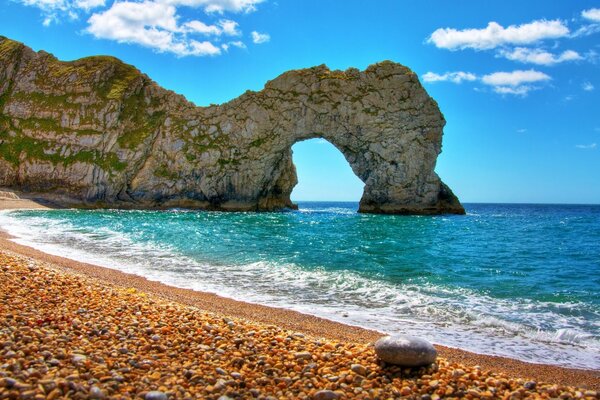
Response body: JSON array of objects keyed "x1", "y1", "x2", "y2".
[
  {"x1": 0, "y1": 197, "x2": 50, "y2": 210},
  {"x1": 0, "y1": 199, "x2": 598, "y2": 391}
]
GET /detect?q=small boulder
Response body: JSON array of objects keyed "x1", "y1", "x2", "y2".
[
  {"x1": 374, "y1": 335, "x2": 437, "y2": 367},
  {"x1": 145, "y1": 391, "x2": 168, "y2": 400},
  {"x1": 313, "y1": 390, "x2": 340, "y2": 400},
  {"x1": 89, "y1": 386, "x2": 106, "y2": 399}
]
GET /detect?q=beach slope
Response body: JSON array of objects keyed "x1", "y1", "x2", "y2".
[{"x1": 0, "y1": 245, "x2": 598, "y2": 398}]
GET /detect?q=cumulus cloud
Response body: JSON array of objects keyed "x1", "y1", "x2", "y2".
[
  {"x1": 18, "y1": 0, "x2": 105, "y2": 11},
  {"x1": 423, "y1": 69, "x2": 551, "y2": 96},
  {"x1": 422, "y1": 71, "x2": 477, "y2": 83},
  {"x1": 575, "y1": 143, "x2": 597, "y2": 149},
  {"x1": 16, "y1": 0, "x2": 266, "y2": 57},
  {"x1": 171, "y1": 0, "x2": 263, "y2": 14},
  {"x1": 21, "y1": 0, "x2": 262, "y2": 20},
  {"x1": 572, "y1": 8, "x2": 600, "y2": 37},
  {"x1": 582, "y1": 81, "x2": 594, "y2": 91},
  {"x1": 87, "y1": 1, "x2": 223, "y2": 56},
  {"x1": 492, "y1": 86, "x2": 538, "y2": 96},
  {"x1": 251, "y1": 31, "x2": 270, "y2": 44},
  {"x1": 221, "y1": 40, "x2": 246, "y2": 51},
  {"x1": 582, "y1": 8, "x2": 600, "y2": 22},
  {"x1": 498, "y1": 47, "x2": 582, "y2": 65},
  {"x1": 481, "y1": 69, "x2": 550, "y2": 87},
  {"x1": 85, "y1": 0, "x2": 267, "y2": 56},
  {"x1": 182, "y1": 19, "x2": 240, "y2": 36},
  {"x1": 17, "y1": 0, "x2": 106, "y2": 25},
  {"x1": 428, "y1": 20, "x2": 569, "y2": 50}
]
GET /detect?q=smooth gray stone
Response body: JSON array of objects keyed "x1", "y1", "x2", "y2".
[
  {"x1": 313, "y1": 390, "x2": 340, "y2": 400},
  {"x1": 145, "y1": 391, "x2": 168, "y2": 400},
  {"x1": 89, "y1": 386, "x2": 106, "y2": 399},
  {"x1": 374, "y1": 335, "x2": 437, "y2": 366}
]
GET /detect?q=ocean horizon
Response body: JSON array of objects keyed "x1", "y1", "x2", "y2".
[{"x1": 1, "y1": 202, "x2": 599, "y2": 370}]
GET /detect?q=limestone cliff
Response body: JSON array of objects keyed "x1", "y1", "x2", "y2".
[{"x1": 0, "y1": 36, "x2": 464, "y2": 214}]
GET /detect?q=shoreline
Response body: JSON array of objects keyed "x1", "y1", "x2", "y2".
[{"x1": 0, "y1": 219, "x2": 598, "y2": 390}]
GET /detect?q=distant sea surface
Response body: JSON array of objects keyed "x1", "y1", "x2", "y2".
[{"x1": 1, "y1": 203, "x2": 599, "y2": 369}]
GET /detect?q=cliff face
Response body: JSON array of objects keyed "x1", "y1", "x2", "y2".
[{"x1": 0, "y1": 36, "x2": 464, "y2": 214}]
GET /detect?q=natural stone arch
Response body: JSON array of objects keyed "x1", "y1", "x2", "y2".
[
  {"x1": 0, "y1": 36, "x2": 464, "y2": 214},
  {"x1": 168, "y1": 62, "x2": 464, "y2": 214}
]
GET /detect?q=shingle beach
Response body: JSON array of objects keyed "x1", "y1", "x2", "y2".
[{"x1": 1, "y1": 245, "x2": 598, "y2": 399}]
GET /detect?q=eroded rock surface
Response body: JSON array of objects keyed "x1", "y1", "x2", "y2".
[{"x1": 0, "y1": 36, "x2": 464, "y2": 214}]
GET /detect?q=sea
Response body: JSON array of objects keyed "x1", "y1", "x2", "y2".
[{"x1": 0, "y1": 202, "x2": 598, "y2": 369}]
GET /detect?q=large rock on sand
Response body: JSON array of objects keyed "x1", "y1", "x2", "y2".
[
  {"x1": 374, "y1": 335, "x2": 437, "y2": 366},
  {"x1": 0, "y1": 35, "x2": 464, "y2": 215}
]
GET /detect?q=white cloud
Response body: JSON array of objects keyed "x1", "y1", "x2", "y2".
[
  {"x1": 428, "y1": 19, "x2": 569, "y2": 50},
  {"x1": 182, "y1": 19, "x2": 240, "y2": 36},
  {"x1": 87, "y1": 1, "x2": 222, "y2": 56},
  {"x1": 516, "y1": 128, "x2": 527, "y2": 133},
  {"x1": 493, "y1": 85, "x2": 537, "y2": 96},
  {"x1": 582, "y1": 8, "x2": 600, "y2": 23},
  {"x1": 17, "y1": 0, "x2": 105, "y2": 24},
  {"x1": 571, "y1": 23, "x2": 600, "y2": 38},
  {"x1": 575, "y1": 143, "x2": 597, "y2": 149},
  {"x1": 582, "y1": 81, "x2": 594, "y2": 91},
  {"x1": 498, "y1": 47, "x2": 582, "y2": 65},
  {"x1": 422, "y1": 71, "x2": 477, "y2": 83},
  {"x1": 229, "y1": 40, "x2": 246, "y2": 48},
  {"x1": 75, "y1": 0, "x2": 105, "y2": 10},
  {"x1": 221, "y1": 40, "x2": 246, "y2": 51},
  {"x1": 169, "y1": 0, "x2": 263, "y2": 14},
  {"x1": 481, "y1": 69, "x2": 550, "y2": 87},
  {"x1": 218, "y1": 19, "x2": 240, "y2": 35},
  {"x1": 19, "y1": 0, "x2": 105, "y2": 11},
  {"x1": 17, "y1": 0, "x2": 263, "y2": 57},
  {"x1": 183, "y1": 20, "x2": 222, "y2": 35},
  {"x1": 251, "y1": 31, "x2": 270, "y2": 44},
  {"x1": 422, "y1": 69, "x2": 551, "y2": 96}
]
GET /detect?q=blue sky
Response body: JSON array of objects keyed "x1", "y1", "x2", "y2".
[{"x1": 1, "y1": 0, "x2": 599, "y2": 203}]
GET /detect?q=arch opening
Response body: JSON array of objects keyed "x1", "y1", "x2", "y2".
[{"x1": 289, "y1": 138, "x2": 365, "y2": 204}]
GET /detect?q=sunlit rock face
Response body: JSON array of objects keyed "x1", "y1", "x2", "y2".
[{"x1": 0, "y1": 36, "x2": 464, "y2": 215}]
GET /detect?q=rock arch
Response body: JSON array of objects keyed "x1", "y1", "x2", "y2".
[{"x1": 0, "y1": 36, "x2": 464, "y2": 214}]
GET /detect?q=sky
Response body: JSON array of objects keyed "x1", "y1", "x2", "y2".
[{"x1": 1, "y1": 1, "x2": 599, "y2": 203}]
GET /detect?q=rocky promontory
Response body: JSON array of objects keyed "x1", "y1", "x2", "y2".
[{"x1": 0, "y1": 36, "x2": 464, "y2": 214}]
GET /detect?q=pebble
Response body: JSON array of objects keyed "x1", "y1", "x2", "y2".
[
  {"x1": 350, "y1": 363, "x2": 367, "y2": 376},
  {"x1": 313, "y1": 389, "x2": 340, "y2": 400},
  {"x1": 294, "y1": 351, "x2": 312, "y2": 360},
  {"x1": 71, "y1": 354, "x2": 87, "y2": 364},
  {"x1": 145, "y1": 391, "x2": 168, "y2": 400},
  {"x1": 0, "y1": 251, "x2": 595, "y2": 400},
  {"x1": 524, "y1": 381, "x2": 537, "y2": 390},
  {"x1": 0, "y1": 377, "x2": 16, "y2": 388},
  {"x1": 89, "y1": 385, "x2": 106, "y2": 399},
  {"x1": 374, "y1": 335, "x2": 437, "y2": 366}
]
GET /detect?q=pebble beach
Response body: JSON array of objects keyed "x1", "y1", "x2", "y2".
[{"x1": 1, "y1": 245, "x2": 599, "y2": 399}]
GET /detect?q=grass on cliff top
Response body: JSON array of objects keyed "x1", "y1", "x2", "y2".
[
  {"x1": 0, "y1": 37, "x2": 23, "y2": 61},
  {"x1": 42, "y1": 55, "x2": 142, "y2": 101}
]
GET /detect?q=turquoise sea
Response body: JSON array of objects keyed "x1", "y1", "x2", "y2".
[{"x1": 1, "y1": 202, "x2": 599, "y2": 369}]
